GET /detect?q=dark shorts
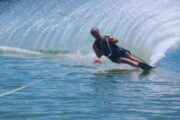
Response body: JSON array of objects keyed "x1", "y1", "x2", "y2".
[{"x1": 108, "y1": 48, "x2": 131, "y2": 63}]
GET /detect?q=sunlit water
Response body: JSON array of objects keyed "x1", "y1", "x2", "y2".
[
  {"x1": 0, "y1": 0, "x2": 180, "y2": 119},
  {"x1": 0, "y1": 48, "x2": 179, "y2": 120}
]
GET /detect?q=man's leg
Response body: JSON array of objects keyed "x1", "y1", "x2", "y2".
[
  {"x1": 116, "y1": 57, "x2": 139, "y2": 67},
  {"x1": 116, "y1": 57, "x2": 153, "y2": 70},
  {"x1": 124, "y1": 52, "x2": 141, "y2": 62}
]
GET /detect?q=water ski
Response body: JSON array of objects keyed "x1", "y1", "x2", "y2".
[{"x1": 139, "y1": 62, "x2": 154, "y2": 71}]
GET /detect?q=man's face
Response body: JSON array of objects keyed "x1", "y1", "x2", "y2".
[{"x1": 91, "y1": 31, "x2": 100, "y2": 38}]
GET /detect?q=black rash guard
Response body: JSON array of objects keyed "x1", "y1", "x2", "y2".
[{"x1": 94, "y1": 36, "x2": 131, "y2": 63}]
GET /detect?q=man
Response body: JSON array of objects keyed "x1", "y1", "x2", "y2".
[{"x1": 91, "y1": 27, "x2": 153, "y2": 70}]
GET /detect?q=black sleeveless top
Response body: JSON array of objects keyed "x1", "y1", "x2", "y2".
[
  {"x1": 95, "y1": 36, "x2": 120, "y2": 57},
  {"x1": 94, "y1": 36, "x2": 130, "y2": 62}
]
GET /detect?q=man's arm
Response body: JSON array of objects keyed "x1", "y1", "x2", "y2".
[
  {"x1": 105, "y1": 35, "x2": 118, "y2": 44},
  {"x1": 93, "y1": 43, "x2": 102, "y2": 58}
]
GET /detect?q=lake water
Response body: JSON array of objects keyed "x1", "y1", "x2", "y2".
[
  {"x1": 0, "y1": 0, "x2": 180, "y2": 119},
  {"x1": 0, "y1": 48, "x2": 179, "y2": 120}
]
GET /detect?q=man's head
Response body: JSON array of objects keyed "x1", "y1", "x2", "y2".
[{"x1": 91, "y1": 27, "x2": 100, "y2": 39}]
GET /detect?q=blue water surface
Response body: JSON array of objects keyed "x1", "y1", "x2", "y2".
[{"x1": 0, "y1": 49, "x2": 179, "y2": 120}]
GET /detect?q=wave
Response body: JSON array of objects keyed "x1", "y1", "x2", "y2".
[
  {"x1": 0, "y1": 46, "x2": 96, "y2": 59},
  {"x1": 0, "y1": 0, "x2": 180, "y2": 65},
  {"x1": 0, "y1": 46, "x2": 41, "y2": 55}
]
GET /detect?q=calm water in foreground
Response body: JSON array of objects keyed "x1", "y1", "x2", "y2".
[{"x1": 0, "y1": 49, "x2": 179, "y2": 120}]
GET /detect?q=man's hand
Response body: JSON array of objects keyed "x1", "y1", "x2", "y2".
[
  {"x1": 105, "y1": 35, "x2": 118, "y2": 44},
  {"x1": 93, "y1": 59, "x2": 102, "y2": 64}
]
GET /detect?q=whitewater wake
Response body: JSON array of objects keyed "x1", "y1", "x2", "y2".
[
  {"x1": 0, "y1": 0, "x2": 180, "y2": 65},
  {"x1": 0, "y1": 46, "x2": 96, "y2": 62},
  {"x1": 0, "y1": 46, "x2": 41, "y2": 55}
]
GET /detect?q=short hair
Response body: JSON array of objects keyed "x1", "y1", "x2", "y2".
[{"x1": 90, "y1": 27, "x2": 99, "y2": 34}]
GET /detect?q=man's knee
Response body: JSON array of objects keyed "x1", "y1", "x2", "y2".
[
  {"x1": 118, "y1": 57, "x2": 130, "y2": 63},
  {"x1": 124, "y1": 52, "x2": 131, "y2": 58}
]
